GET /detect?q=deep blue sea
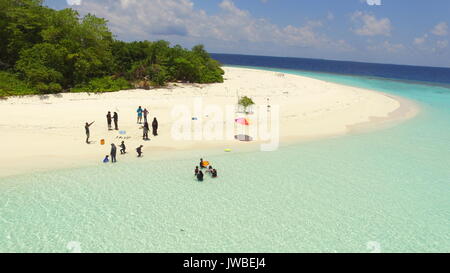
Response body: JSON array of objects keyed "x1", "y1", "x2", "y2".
[{"x1": 211, "y1": 53, "x2": 450, "y2": 86}]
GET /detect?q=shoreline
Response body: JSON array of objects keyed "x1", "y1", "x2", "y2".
[{"x1": 0, "y1": 67, "x2": 420, "y2": 179}]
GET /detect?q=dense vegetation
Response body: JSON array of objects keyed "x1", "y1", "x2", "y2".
[{"x1": 0, "y1": 0, "x2": 224, "y2": 97}]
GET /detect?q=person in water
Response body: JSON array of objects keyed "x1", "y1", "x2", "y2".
[
  {"x1": 137, "y1": 106, "x2": 143, "y2": 124},
  {"x1": 200, "y1": 158, "x2": 205, "y2": 169},
  {"x1": 84, "y1": 121, "x2": 95, "y2": 144},
  {"x1": 113, "y1": 112, "x2": 119, "y2": 130},
  {"x1": 120, "y1": 141, "x2": 126, "y2": 154},
  {"x1": 110, "y1": 143, "x2": 117, "y2": 163},
  {"x1": 136, "y1": 145, "x2": 143, "y2": 157},
  {"x1": 143, "y1": 108, "x2": 149, "y2": 123},
  {"x1": 194, "y1": 166, "x2": 199, "y2": 176},
  {"x1": 212, "y1": 169, "x2": 218, "y2": 178},
  {"x1": 106, "y1": 111, "x2": 112, "y2": 130},
  {"x1": 103, "y1": 155, "x2": 109, "y2": 163},
  {"x1": 197, "y1": 170, "x2": 204, "y2": 182},
  {"x1": 152, "y1": 117, "x2": 158, "y2": 136},
  {"x1": 206, "y1": 166, "x2": 213, "y2": 176},
  {"x1": 143, "y1": 121, "x2": 150, "y2": 140}
]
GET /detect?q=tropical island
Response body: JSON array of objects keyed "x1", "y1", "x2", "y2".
[{"x1": 0, "y1": 0, "x2": 224, "y2": 97}]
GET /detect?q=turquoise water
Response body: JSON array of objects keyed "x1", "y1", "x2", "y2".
[{"x1": 0, "y1": 68, "x2": 449, "y2": 253}]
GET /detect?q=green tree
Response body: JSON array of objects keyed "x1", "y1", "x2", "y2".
[{"x1": 239, "y1": 96, "x2": 255, "y2": 114}]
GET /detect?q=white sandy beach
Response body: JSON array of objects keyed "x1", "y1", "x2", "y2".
[{"x1": 0, "y1": 67, "x2": 418, "y2": 177}]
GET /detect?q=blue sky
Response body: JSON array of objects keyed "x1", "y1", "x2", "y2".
[{"x1": 44, "y1": 0, "x2": 450, "y2": 67}]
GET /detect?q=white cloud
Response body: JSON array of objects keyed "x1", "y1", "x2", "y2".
[
  {"x1": 73, "y1": 0, "x2": 351, "y2": 52},
  {"x1": 351, "y1": 11, "x2": 391, "y2": 36},
  {"x1": 413, "y1": 22, "x2": 449, "y2": 52},
  {"x1": 413, "y1": 34, "x2": 428, "y2": 46},
  {"x1": 67, "y1": 0, "x2": 82, "y2": 5},
  {"x1": 431, "y1": 22, "x2": 448, "y2": 36},
  {"x1": 368, "y1": 41, "x2": 405, "y2": 53},
  {"x1": 327, "y1": 12, "x2": 334, "y2": 21},
  {"x1": 436, "y1": 40, "x2": 448, "y2": 49}
]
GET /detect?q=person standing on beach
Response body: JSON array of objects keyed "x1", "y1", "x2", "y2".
[
  {"x1": 106, "y1": 111, "x2": 112, "y2": 130},
  {"x1": 152, "y1": 117, "x2": 158, "y2": 136},
  {"x1": 120, "y1": 141, "x2": 126, "y2": 154},
  {"x1": 136, "y1": 145, "x2": 143, "y2": 157},
  {"x1": 137, "y1": 106, "x2": 143, "y2": 124},
  {"x1": 143, "y1": 121, "x2": 150, "y2": 140},
  {"x1": 143, "y1": 108, "x2": 149, "y2": 123},
  {"x1": 110, "y1": 143, "x2": 117, "y2": 163},
  {"x1": 85, "y1": 121, "x2": 95, "y2": 144},
  {"x1": 113, "y1": 112, "x2": 119, "y2": 130}
]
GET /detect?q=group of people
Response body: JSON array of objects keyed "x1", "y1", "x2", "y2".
[
  {"x1": 194, "y1": 158, "x2": 218, "y2": 181},
  {"x1": 103, "y1": 142, "x2": 144, "y2": 163},
  {"x1": 106, "y1": 111, "x2": 119, "y2": 130},
  {"x1": 84, "y1": 105, "x2": 160, "y2": 164},
  {"x1": 138, "y1": 106, "x2": 159, "y2": 141}
]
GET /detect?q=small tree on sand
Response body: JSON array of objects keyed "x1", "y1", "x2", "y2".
[{"x1": 238, "y1": 96, "x2": 255, "y2": 114}]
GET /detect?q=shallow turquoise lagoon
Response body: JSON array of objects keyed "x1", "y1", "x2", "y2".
[{"x1": 0, "y1": 68, "x2": 449, "y2": 252}]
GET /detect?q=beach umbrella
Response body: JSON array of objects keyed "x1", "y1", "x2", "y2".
[{"x1": 235, "y1": 118, "x2": 250, "y2": 125}]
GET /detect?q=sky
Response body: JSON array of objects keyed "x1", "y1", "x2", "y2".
[{"x1": 44, "y1": 0, "x2": 450, "y2": 68}]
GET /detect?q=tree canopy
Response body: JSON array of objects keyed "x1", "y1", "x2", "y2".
[{"x1": 0, "y1": 0, "x2": 224, "y2": 96}]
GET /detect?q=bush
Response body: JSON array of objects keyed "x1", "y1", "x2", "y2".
[
  {"x1": 71, "y1": 76, "x2": 132, "y2": 93},
  {"x1": 0, "y1": 71, "x2": 37, "y2": 97}
]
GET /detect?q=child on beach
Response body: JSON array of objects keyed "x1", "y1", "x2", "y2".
[
  {"x1": 194, "y1": 166, "x2": 199, "y2": 176},
  {"x1": 136, "y1": 145, "x2": 143, "y2": 157},
  {"x1": 120, "y1": 141, "x2": 126, "y2": 154},
  {"x1": 103, "y1": 155, "x2": 109, "y2": 163}
]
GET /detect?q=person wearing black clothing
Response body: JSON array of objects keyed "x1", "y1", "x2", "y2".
[
  {"x1": 136, "y1": 145, "x2": 143, "y2": 157},
  {"x1": 194, "y1": 166, "x2": 199, "y2": 176},
  {"x1": 84, "y1": 121, "x2": 95, "y2": 144},
  {"x1": 212, "y1": 169, "x2": 218, "y2": 178},
  {"x1": 197, "y1": 171, "x2": 204, "y2": 182},
  {"x1": 106, "y1": 111, "x2": 112, "y2": 130},
  {"x1": 113, "y1": 112, "x2": 119, "y2": 130},
  {"x1": 152, "y1": 117, "x2": 158, "y2": 136},
  {"x1": 143, "y1": 121, "x2": 150, "y2": 140},
  {"x1": 120, "y1": 141, "x2": 126, "y2": 154},
  {"x1": 110, "y1": 143, "x2": 117, "y2": 163}
]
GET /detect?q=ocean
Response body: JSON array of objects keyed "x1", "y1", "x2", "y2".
[{"x1": 0, "y1": 55, "x2": 449, "y2": 253}]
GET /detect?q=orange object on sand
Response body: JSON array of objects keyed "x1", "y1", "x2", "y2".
[
  {"x1": 202, "y1": 161, "x2": 210, "y2": 167},
  {"x1": 100, "y1": 139, "x2": 105, "y2": 145}
]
